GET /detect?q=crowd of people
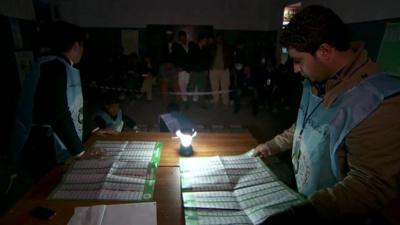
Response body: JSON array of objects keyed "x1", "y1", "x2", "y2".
[{"x1": 82, "y1": 29, "x2": 302, "y2": 115}]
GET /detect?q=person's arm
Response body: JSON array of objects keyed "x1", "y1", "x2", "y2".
[
  {"x1": 255, "y1": 124, "x2": 295, "y2": 157},
  {"x1": 309, "y1": 94, "x2": 400, "y2": 222},
  {"x1": 41, "y1": 61, "x2": 84, "y2": 156},
  {"x1": 82, "y1": 105, "x2": 100, "y2": 142},
  {"x1": 262, "y1": 96, "x2": 400, "y2": 225}
]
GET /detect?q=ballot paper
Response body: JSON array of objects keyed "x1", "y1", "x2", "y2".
[
  {"x1": 49, "y1": 141, "x2": 162, "y2": 201},
  {"x1": 91, "y1": 141, "x2": 162, "y2": 166},
  {"x1": 67, "y1": 202, "x2": 157, "y2": 225},
  {"x1": 185, "y1": 209, "x2": 252, "y2": 225},
  {"x1": 67, "y1": 160, "x2": 157, "y2": 179},
  {"x1": 180, "y1": 150, "x2": 272, "y2": 191},
  {"x1": 180, "y1": 149, "x2": 304, "y2": 225}
]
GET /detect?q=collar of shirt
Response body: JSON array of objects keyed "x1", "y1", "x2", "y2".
[{"x1": 311, "y1": 67, "x2": 344, "y2": 97}]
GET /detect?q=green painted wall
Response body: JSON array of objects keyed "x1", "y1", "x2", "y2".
[{"x1": 347, "y1": 17, "x2": 400, "y2": 61}]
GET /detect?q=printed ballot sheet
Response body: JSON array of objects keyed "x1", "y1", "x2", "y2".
[
  {"x1": 180, "y1": 150, "x2": 304, "y2": 225},
  {"x1": 91, "y1": 141, "x2": 162, "y2": 166},
  {"x1": 180, "y1": 151, "x2": 272, "y2": 191},
  {"x1": 49, "y1": 141, "x2": 162, "y2": 201}
]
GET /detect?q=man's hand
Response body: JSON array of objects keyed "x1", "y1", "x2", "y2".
[
  {"x1": 254, "y1": 143, "x2": 273, "y2": 158},
  {"x1": 93, "y1": 128, "x2": 119, "y2": 136},
  {"x1": 76, "y1": 147, "x2": 106, "y2": 160}
]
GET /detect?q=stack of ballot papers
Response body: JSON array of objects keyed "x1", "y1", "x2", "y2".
[
  {"x1": 179, "y1": 150, "x2": 304, "y2": 225},
  {"x1": 49, "y1": 141, "x2": 162, "y2": 201},
  {"x1": 67, "y1": 202, "x2": 157, "y2": 225}
]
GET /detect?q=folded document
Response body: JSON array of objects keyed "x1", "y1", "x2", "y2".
[{"x1": 67, "y1": 202, "x2": 157, "y2": 225}]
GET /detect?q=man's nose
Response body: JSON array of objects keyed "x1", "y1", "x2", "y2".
[{"x1": 293, "y1": 64, "x2": 302, "y2": 73}]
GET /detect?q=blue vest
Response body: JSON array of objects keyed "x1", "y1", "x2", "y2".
[
  {"x1": 95, "y1": 110, "x2": 124, "y2": 132},
  {"x1": 292, "y1": 73, "x2": 400, "y2": 196},
  {"x1": 12, "y1": 56, "x2": 83, "y2": 163}
]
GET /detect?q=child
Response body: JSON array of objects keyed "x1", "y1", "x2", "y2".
[{"x1": 93, "y1": 94, "x2": 136, "y2": 132}]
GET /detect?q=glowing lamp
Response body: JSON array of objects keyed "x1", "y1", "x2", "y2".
[{"x1": 176, "y1": 129, "x2": 197, "y2": 156}]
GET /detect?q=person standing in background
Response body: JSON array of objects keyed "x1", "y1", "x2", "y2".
[
  {"x1": 187, "y1": 33, "x2": 211, "y2": 109},
  {"x1": 140, "y1": 54, "x2": 157, "y2": 102},
  {"x1": 160, "y1": 30, "x2": 180, "y2": 103},
  {"x1": 209, "y1": 32, "x2": 232, "y2": 107},
  {"x1": 172, "y1": 31, "x2": 195, "y2": 103}
]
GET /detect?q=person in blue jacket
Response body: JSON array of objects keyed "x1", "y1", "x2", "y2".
[
  {"x1": 93, "y1": 93, "x2": 136, "y2": 132},
  {"x1": 12, "y1": 21, "x2": 113, "y2": 178},
  {"x1": 258, "y1": 5, "x2": 400, "y2": 225}
]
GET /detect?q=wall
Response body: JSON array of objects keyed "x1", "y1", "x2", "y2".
[
  {"x1": 0, "y1": 0, "x2": 35, "y2": 20},
  {"x1": 347, "y1": 17, "x2": 400, "y2": 61},
  {"x1": 0, "y1": 16, "x2": 39, "y2": 160},
  {"x1": 2, "y1": 0, "x2": 400, "y2": 30},
  {"x1": 53, "y1": 0, "x2": 284, "y2": 31},
  {"x1": 302, "y1": 0, "x2": 400, "y2": 23},
  {"x1": 51, "y1": 0, "x2": 400, "y2": 30}
]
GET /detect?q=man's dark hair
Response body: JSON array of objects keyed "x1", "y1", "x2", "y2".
[
  {"x1": 197, "y1": 33, "x2": 207, "y2": 42},
  {"x1": 178, "y1": 30, "x2": 187, "y2": 37},
  {"x1": 280, "y1": 5, "x2": 350, "y2": 54},
  {"x1": 50, "y1": 21, "x2": 85, "y2": 53},
  {"x1": 103, "y1": 92, "x2": 121, "y2": 105}
]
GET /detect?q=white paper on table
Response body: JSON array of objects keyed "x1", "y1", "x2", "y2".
[
  {"x1": 67, "y1": 205, "x2": 106, "y2": 225},
  {"x1": 67, "y1": 202, "x2": 157, "y2": 225}
]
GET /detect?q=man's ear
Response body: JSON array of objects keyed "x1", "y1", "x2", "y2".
[
  {"x1": 72, "y1": 41, "x2": 81, "y2": 52},
  {"x1": 316, "y1": 43, "x2": 333, "y2": 62}
]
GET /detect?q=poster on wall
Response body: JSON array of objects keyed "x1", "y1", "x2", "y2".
[
  {"x1": 14, "y1": 51, "x2": 34, "y2": 85},
  {"x1": 377, "y1": 22, "x2": 400, "y2": 77},
  {"x1": 121, "y1": 30, "x2": 139, "y2": 55}
]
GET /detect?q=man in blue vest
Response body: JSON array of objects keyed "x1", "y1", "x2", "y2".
[
  {"x1": 13, "y1": 21, "x2": 114, "y2": 178},
  {"x1": 257, "y1": 5, "x2": 400, "y2": 225}
]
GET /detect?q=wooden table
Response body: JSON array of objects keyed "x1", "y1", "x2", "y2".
[{"x1": 0, "y1": 132, "x2": 257, "y2": 225}]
